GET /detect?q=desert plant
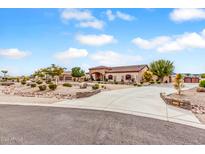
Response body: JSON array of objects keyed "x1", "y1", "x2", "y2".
[
  {"x1": 173, "y1": 74, "x2": 183, "y2": 95},
  {"x1": 201, "y1": 74, "x2": 205, "y2": 79},
  {"x1": 149, "y1": 80, "x2": 155, "y2": 84},
  {"x1": 38, "y1": 85, "x2": 47, "y2": 91},
  {"x1": 21, "y1": 80, "x2": 26, "y2": 85},
  {"x1": 143, "y1": 71, "x2": 153, "y2": 82},
  {"x1": 63, "y1": 83, "x2": 72, "y2": 87},
  {"x1": 156, "y1": 81, "x2": 161, "y2": 84},
  {"x1": 1, "y1": 70, "x2": 8, "y2": 78},
  {"x1": 46, "y1": 78, "x2": 52, "y2": 84},
  {"x1": 36, "y1": 80, "x2": 43, "y2": 84},
  {"x1": 48, "y1": 83, "x2": 57, "y2": 90},
  {"x1": 16, "y1": 78, "x2": 20, "y2": 82},
  {"x1": 92, "y1": 84, "x2": 99, "y2": 90},
  {"x1": 199, "y1": 80, "x2": 205, "y2": 88},
  {"x1": 30, "y1": 83, "x2": 37, "y2": 88},
  {"x1": 149, "y1": 59, "x2": 174, "y2": 82}
]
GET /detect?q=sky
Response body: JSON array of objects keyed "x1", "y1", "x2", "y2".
[{"x1": 0, "y1": 8, "x2": 205, "y2": 76}]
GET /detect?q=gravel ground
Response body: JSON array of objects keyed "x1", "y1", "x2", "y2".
[
  {"x1": 169, "y1": 88, "x2": 205, "y2": 124},
  {"x1": 0, "y1": 105, "x2": 205, "y2": 145}
]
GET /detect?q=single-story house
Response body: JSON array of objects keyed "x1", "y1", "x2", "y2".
[
  {"x1": 89, "y1": 65, "x2": 149, "y2": 83},
  {"x1": 59, "y1": 71, "x2": 72, "y2": 81}
]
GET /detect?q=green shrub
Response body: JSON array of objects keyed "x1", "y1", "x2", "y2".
[
  {"x1": 16, "y1": 78, "x2": 20, "y2": 82},
  {"x1": 199, "y1": 80, "x2": 205, "y2": 88},
  {"x1": 114, "y1": 81, "x2": 118, "y2": 84},
  {"x1": 63, "y1": 83, "x2": 72, "y2": 87},
  {"x1": 21, "y1": 80, "x2": 26, "y2": 85},
  {"x1": 134, "y1": 83, "x2": 142, "y2": 87},
  {"x1": 46, "y1": 79, "x2": 52, "y2": 84},
  {"x1": 201, "y1": 74, "x2": 205, "y2": 79},
  {"x1": 48, "y1": 84, "x2": 57, "y2": 90},
  {"x1": 92, "y1": 84, "x2": 99, "y2": 90},
  {"x1": 38, "y1": 85, "x2": 47, "y2": 91},
  {"x1": 149, "y1": 80, "x2": 155, "y2": 84},
  {"x1": 36, "y1": 80, "x2": 43, "y2": 84},
  {"x1": 30, "y1": 83, "x2": 37, "y2": 88},
  {"x1": 157, "y1": 81, "x2": 161, "y2": 84}
]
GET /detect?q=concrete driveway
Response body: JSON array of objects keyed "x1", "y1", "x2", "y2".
[{"x1": 57, "y1": 84, "x2": 205, "y2": 129}]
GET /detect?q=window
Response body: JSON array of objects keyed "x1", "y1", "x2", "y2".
[
  {"x1": 125, "y1": 74, "x2": 131, "y2": 80},
  {"x1": 108, "y1": 75, "x2": 113, "y2": 80}
]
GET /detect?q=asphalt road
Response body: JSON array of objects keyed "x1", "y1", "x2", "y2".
[{"x1": 0, "y1": 104, "x2": 205, "y2": 145}]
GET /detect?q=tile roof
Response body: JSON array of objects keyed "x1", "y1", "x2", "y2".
[{"x1": 89, "y1": 65, "x2": 148, "y2": 73}]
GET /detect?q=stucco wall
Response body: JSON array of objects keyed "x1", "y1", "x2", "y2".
[{"x1": 105, "y1": 67, "x2": 148, "y2": 83}]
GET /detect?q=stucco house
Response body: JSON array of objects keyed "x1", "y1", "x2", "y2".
[{"x1": 89, "y1": 65, "x2": 149, "y2": 83}]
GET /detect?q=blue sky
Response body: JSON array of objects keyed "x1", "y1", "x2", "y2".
[{"x1": 1, "y1": 8, "x2": 205, "y2": 76}]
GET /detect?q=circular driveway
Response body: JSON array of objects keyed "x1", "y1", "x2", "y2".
[{"x1": 0, "y1": 104, "x2": 205, "y2": 144}]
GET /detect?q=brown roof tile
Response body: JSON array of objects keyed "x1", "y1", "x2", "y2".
[{"x1": 89, "y1": 65, "x2": 148, "y2": 73}]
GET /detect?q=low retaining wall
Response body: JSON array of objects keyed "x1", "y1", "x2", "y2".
[
  {"x1": 160, "y1": 93, "x2": 192, "y2": 110},
  {"x1": 76, "y1": 89, "x2": 101, "y2": 98}
]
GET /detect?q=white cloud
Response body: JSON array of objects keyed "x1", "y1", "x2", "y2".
[
  {"x1": 60, "y1": 9, "x2": 104, "y2": 30},
  {"x1": 116, "y1": 11, "x2": 135, "y2": 21},
  {"x1": 54, "y1": 48, "x2": 88, "y2": 61},
  {"x1": 79, "y1": 20, "x2": 104, "y2": 30},
  {"x1": 0, "y1": 48, "x2": 30, "y2": 59},
  {"x1": 106, "y1": 10, "x2": 116, "y2": 21},
  {"x1": 106, "y1": 10, "x2": 135, "y2": 21},
  {"x1": 61, "y1": 9, "x2": 94, "y2": 21},
  {"x1": 132, "y1": 28, "x2": 205, "y2": 53},
  {"x1": 132, "y1": 36, "x2": 171, "y2": 49},
  {"x1": 90, "y1": 51, "x2": 143, "y2": 66},
  {"x1": 76, "y1": 34, "x2": 116, "y2": 46},
  {"x1": 170, "y1": 9, "x2": 205, "y2": 22}
]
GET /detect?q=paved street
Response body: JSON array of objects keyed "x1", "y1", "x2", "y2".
[{"x1": 1, "y1": 104, "x2": 205, "y2": 145}]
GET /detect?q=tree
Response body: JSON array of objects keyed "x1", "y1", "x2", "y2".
[
  {"x1": 201, "y1": 73, "x2": 205, "y2": 79},
  {"x1": 71, "y1": 67, "x2": 85, "y2": 81},
  {"x1": 173, "y1": 74, "x2": 183, "y2": 95},
  {"x1": 143, "y1": 71, "x2": 153, "y2": 82},
  {"x1": 1, "y1": 70, "x2": 8, "y2": 78},
  {"x1": 149, "y1": 59, "x2": 174, "y2": 82},
  {"x1": 32, "y1": 64, "x2": 65, "y2": 84}
]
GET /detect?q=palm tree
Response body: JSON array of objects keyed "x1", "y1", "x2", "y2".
[
  {"x1": 1, "y1": 70, "x2": 8, "y2": 78},
  {"x1": 149, "y1": 59, "x2": 174, "y2": 82}
]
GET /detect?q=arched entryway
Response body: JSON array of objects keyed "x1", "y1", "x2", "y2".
[{"x1": 91, "y1": 72, "x2": 104, "y2": 81}]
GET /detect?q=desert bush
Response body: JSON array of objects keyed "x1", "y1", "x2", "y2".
[
  {"x1": 92, "y1": 84, "x2": 99, "y2": 90},
  {"x1": 16, "y1": 78, "x2": 20, "y2": 82},
  {"x1": 63, "y1": 83, "x2": 72, "y2": 87},
  {"x1": 199, "y1": 80, "x2": 205, "y2": 88},
  {"x1": 201, "y1": 74, "x2": 205, "y2": 79},
  {"x1": 30, "y1": 83, "x2": 36, "y2": 88},
  {"x1": 38, "y1": 85, "x2": 47, "y2": 91},
  {"x1": 48, "y1": 83, "x2": 57, "y2": 90},
  {"x1": 173, "y1": 74, "x2": 183, "y2": 95},
  {"x1": 46, "y1": 79, "x2": 52, "y2": 84},
  {"x1": 134, "y1": 83, "x2": 142, "y2": 87},
  {"x1": 0, "y1": 82, "x2": 15, "y2": 86},
  {"x1": 26, "y1": 83, "x2": 30, "y2": 86},
  {"x1": 143, "y1": 71, "x2": 153, "y2": 82},
  {"x1": 156, "y1": 81, "x2": 161, "y2": 84},
  {"x1": 36, "y1": 80, "x2": 43, "y2": 84},
  {"x1": 114, "y1": 81, "x2": 118, "y2": 84},
  {"x1": 21, "y1": 80, "x2": 26, "y2": 85},
  {"x1": 149, "y1": 80, "x2": 155, "y2": 84}
]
